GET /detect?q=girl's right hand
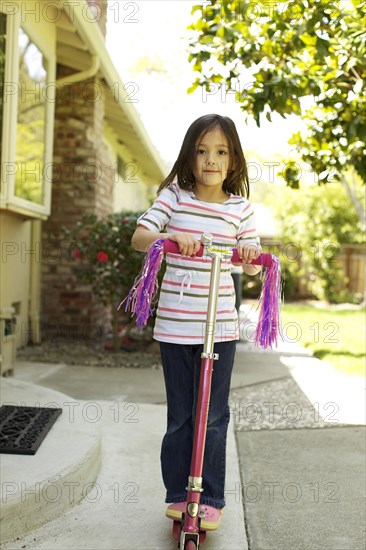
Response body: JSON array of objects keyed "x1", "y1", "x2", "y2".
[{"x1": 168, "y1": 233, "x2": 201, "y2": 257}]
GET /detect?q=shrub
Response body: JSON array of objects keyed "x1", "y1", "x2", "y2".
[
  {"x1": 63, "y1": 211, "x2": 147, "y2": 349},
  {"x1": 272, "y1": 181, "x2": 365, "y2": 303}
]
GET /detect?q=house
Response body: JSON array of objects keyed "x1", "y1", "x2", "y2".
[{"x1": 0, "y1": 0, "x2": 166, "y2": 374}]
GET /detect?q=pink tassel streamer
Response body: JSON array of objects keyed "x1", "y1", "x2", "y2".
[
  {"x1": 254, "y1": 255, "x2": 282, "y2": 349},
  {"x1": 121, "y1": 239, "x2": 165, "y2": 329}
]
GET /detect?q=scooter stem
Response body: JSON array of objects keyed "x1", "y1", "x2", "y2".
[
  {"x1": 182, "y1": 251, "x2": 224, "y2": 543},
  {"x1": 202, "y1": 254, "x2": 222, "y2": 356}
]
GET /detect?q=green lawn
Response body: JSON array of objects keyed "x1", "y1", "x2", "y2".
[{"x1": 281, "y1": 303, "x2": 365, "y2": 377}]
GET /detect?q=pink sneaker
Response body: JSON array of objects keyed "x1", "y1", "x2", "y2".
[{"x1": 166, "y1": 502, "x2": 222, "y2": 531}]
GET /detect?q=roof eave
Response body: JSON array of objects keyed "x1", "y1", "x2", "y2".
[{"x1": 58, "y1": 0, "x2": 166, "y2": 183}]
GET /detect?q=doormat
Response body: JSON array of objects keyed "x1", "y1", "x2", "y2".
[{"x1": 0, "y1": 405, "x2": 62, "y2": 455}]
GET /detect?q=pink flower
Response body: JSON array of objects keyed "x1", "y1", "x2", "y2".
[
  {"x1": 97, "y1": 251, "x2": 108, "y2": 263},
  {"x1": 121, "y1": 217, "x2": 129, "y2": 224},
  {"x1": 73, "y1": 248, "x2": 82, "y2": 259}
]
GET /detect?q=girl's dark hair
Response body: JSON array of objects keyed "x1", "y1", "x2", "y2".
[{"x1": 157, "y1": 114, "x2": 250, "y2": 198}]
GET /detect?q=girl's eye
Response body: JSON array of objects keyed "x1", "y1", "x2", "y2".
[{"x1": 196, "y1": 149, "x2": 227, "y2": 155}]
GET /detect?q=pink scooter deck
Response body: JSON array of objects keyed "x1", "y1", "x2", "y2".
[{"x1": 166, "y1": 502, "x2": 222, "y2": 531}]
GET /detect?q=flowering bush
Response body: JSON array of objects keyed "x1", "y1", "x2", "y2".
[{"x1": 63, "y1": 211, "x2": 149, "y2": 349}]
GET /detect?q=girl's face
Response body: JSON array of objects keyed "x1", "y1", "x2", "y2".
[{"x1": 192, "y1": 127, "x2": 232, "y2": 191}]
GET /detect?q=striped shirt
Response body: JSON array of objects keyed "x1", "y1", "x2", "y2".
[{"x1": 137, "y1": 183, "x2": 260, "y2": 344}]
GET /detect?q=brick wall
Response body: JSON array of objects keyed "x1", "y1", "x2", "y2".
[
  {"x1": 40, "y1": 1, "x2": 121, "y2": 343},
  {"x1": 41, "y1": 59, "x2": 115, "y2": 341}
]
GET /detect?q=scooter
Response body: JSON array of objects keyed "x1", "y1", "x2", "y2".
[{"x1": 124, "y1": 233, "x2": 281, "y2": 549}]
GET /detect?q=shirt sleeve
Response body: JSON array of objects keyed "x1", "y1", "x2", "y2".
[
  {"x1": 137, "y1": 185, "x2": 179, "y2": 233},
  {"x1": 237, "y1": 200, "x2": 261, "y2": 246}
]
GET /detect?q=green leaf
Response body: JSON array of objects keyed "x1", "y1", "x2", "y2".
[
  {"x1": 190, "y1": 4, "x2": 203, "y2": 15},
  {"x1": 316, "y1": 36, "x2": 329, "y2": 58},
  {"x1": 200, "y1": 34, "x2": 215, "y2": 44},
  {"x1": 299, "y1": 33, "x2": 317, "y2": 46},
  {"x1": 187, "y1": 0, "x2": 366, "y2": 193},
  {"x1": 187, "y1": 81, "x2": 199, "y2": 94}
]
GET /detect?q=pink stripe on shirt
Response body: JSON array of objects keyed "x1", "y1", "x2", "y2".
[
  {"x1": 178, "y1": 201, "x2": 241, "y2": 220},
  {"x1": 163, "y1": 280, "x2": 233, "y2": 289},
  {"x1": 237, "y1": 228, "x2": 257, "y2": 237},
  {"x1": 154, "y1": 332, "x2": 205, "y2": 340},
  {"x1": 159, "y1": 307, "x2": 236, "y2": 315},
  {"x1": 167, "y1": 224, "x2": 235, "y2": 241},
  {"x1": 156, "y1": 199, "x2": 173, "y2": 211}
]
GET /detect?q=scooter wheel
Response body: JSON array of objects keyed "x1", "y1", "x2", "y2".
[{"x1": 184, "y1": 541, "x2": 197, "y2": 550}]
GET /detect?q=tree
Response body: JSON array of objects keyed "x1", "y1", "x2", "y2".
[{"x1": 187, "y1": 0, "x2": 366, "y2": 227}]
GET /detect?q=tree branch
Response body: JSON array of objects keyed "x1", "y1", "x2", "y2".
[{"x1": 339, "y1": 174, "x2": 366, "y2": 230}]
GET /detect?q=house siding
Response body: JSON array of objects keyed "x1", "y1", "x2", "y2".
[{"x1": 1, "y1": 0, "x2": 164, "y2": 357}]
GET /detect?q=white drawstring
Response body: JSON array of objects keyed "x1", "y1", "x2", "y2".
[{"x1": 175, "y1": 270, "x2": 194, "y2": 303}]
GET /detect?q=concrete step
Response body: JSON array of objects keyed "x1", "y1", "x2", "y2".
[
  {"x1": 0, "y1": 379, "x2": 102, "y2": 543},
  {"x1": 0, "y1": 394, "x2": 247, "y2": 549}
]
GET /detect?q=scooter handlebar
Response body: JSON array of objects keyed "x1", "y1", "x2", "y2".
[
  {"x1": 162, "y1": 240, "x2": 273, "y2": 267},
  {"x1": 231, "y1": 248, "x2": 273, "y2": 267}
]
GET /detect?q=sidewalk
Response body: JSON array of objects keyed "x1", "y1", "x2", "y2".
[
  {"x1": 231, "y1": 341, "x2": 365, "y2": 550},
  {"x1": 1, "y1": 330, "x2": 365, "y2": 549}
]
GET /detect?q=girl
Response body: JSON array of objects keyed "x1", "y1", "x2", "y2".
[{"x1": 131, "y1": 114, "x2": 261, "y2": 512}]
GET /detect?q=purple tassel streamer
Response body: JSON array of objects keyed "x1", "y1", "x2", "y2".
[
  {"x1": 120, "y1": 239, "x2": 165, "y2": 329},
  {"x1": 255, "y1": 255, "x2": 283, "y2": 349},
  {"x1": 121, "y1": 240, "x2": 282, "y2": 345}
]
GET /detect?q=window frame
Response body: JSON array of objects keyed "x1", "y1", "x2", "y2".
[{"x1": 0, "y1": 4, "x2": 56, "y2": 219}]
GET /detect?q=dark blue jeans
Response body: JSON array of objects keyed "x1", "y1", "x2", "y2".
[{"x1": 159, "y1": 340, "x2": 236, "y2": 509}]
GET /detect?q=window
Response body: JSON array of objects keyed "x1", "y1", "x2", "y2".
[
  {"x1": 0, "y1": 12, "x2": 6, "y2": 196},
  {"x1": 0, "y1": 7, "x2": 55, "y2": 218},
  {"x1": 14, "y1": 28, "x2": 47, "y2": 204}
]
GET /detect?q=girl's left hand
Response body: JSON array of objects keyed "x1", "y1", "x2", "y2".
[{"x1": 235, "y1": 242, "x2": 262, "y2": 264}]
